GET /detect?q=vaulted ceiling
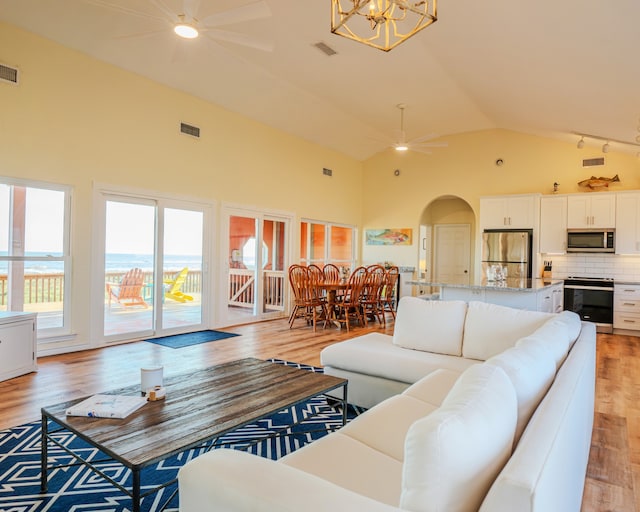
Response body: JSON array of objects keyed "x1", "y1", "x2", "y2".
[{"x1": 1, "y1": 0, "x2": 639, "y2": 160}]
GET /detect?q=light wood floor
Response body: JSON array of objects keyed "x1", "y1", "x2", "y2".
[{"x1": 0, "y1": 318, "x2": 636, "y2": 511}]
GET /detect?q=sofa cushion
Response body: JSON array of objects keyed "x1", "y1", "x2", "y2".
[
  {"x1": 401, "y1": 364, "x2": 517, "y2": 512},
  {"x1": 340, "y1": 394, "x2": 439, "y2": 462},
  {"x1": 485, "y1": 341, "x2": 556, "y2": 444},
  {"x1": 517, "y1": 310, "x2": 582, "y2": 369},
  {"x1": 281, "y1": 432, "x2": 404, "y2": 507},
  {"x1": 392, "y1": 297, "x2": 467, "y2": 356},
  {"x1": 402, "y1": 369, "x2": 462, "y2": 407},
  {"x1": 321, "y1": 332, "x2": 477, "y2": 386},
  {"x1": 462, "y1": 301, "x2": 554, "y2": 361}
]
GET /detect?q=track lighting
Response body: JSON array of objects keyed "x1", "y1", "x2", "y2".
[
  {"x1": 577, "y1": 137, "x2": 585, "y2": 149},
  {"x1": 602, "y1": 142, "x2": 610, "y2": 153}
]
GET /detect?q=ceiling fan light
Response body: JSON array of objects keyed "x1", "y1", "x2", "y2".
[
  {"x1": 174, "y1": 23, "x2": 199, "y2": 39},
  {"x1": 395, "y1": 145, "x2": 408, "y2": 151}
]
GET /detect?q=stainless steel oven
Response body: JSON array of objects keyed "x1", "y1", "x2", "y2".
[{"x1": 563, "y1": 277, "x2": 613, "y2": 332}]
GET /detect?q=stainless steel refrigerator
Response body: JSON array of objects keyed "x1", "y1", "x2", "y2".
[{"x1": 481, "y1": 229, "x2": 532, "y2": 279}]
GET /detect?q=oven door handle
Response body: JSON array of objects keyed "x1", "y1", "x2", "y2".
[{"x1": 564, "y1": 285, "x2": 613, "y2": 291}]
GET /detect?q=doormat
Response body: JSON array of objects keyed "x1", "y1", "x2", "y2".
[{"x1": 145, "y1": 330, "x2": 240, "y2": 349}]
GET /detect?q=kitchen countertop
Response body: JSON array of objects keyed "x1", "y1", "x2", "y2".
[{"x1": 406, "y1": 278, "x2": 564, "y2": 293}]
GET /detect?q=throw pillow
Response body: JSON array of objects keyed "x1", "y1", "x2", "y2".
[
  {"x1": 393, "y1": 297, "x2": 467, "y2": 356},
  {"x1": 400, "y1": 364, "x2": 517, "y2": 512}
]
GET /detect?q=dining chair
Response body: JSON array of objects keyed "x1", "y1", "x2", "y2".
[
  {"x1": 361, "y1": 265, "x2": 386, "y2": 325},
  {"x1": 380, "y1": 266, "x2": 399, "y2": 324},
  {"x1": 334, "y1": 266, "x2": 368, "y2": 332},
  {"x1": 322, "y1": 263, "x2": 341, "y2": 285},
  {"x1": 288, "y1": 265, "x2": 327, "y2": 332}
]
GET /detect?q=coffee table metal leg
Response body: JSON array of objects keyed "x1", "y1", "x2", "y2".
[
  {"x1": 342, "y1": 382, "x2": 348, "y2": 427},
  {"x1": 132, "y1": 469, "x2": 141, "y2": 512},
  {"x1": 40, "y1": 412, "x2": 48, "y2": 493}
]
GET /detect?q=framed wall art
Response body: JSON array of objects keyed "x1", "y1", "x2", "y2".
[{"x1": 365, "y1": 228, "x2": 412, "y2": 246}]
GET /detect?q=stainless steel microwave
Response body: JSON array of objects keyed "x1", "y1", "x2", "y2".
[{"x1": 566, "y1": 229, "x2": 615, "y2": 253}]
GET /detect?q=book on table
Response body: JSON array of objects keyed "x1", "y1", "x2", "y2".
[{"x1": 65, "y1": 394, "x2": 148, "y2": 419}]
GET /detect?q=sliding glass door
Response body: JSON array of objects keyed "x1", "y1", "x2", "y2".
[{"x1": 98, "y1": 191, "x2": 208, "y2": 341}]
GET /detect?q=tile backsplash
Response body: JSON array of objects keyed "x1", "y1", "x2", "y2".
[{"x1": 546, "y1": 254, "x2": 640, "y2": 281}]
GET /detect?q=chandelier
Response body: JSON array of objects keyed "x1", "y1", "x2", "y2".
[{"x1": 331, "y1": 0, "x2": 437, "y2": 52}]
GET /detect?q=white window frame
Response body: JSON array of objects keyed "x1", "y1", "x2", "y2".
[
  {"x1": 300, "y1": 219, "x2": 357, "y2": 269},
  {"x1": 0, "y1": 176, "x2": 72, "y2": 340}
]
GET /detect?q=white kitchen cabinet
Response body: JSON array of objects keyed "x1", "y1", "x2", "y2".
[
  {"x1": 614, "y1": 284, "x2": 640, "y2": 331},
  {"x1": 539, "y1": 196, "x2": 567, "y2": 254},
  {"x1": 536, "y1": 282, "x2": 563, "y2": 313},
  {"x1": 0, "y1": 312, "x2": 37, "y2": 382},
  {"x1": 567, "y1": 194, "x2": 616, "y2": 228},
  {"x1": 480, "y1": 194, "x2": 539, "y2": 229},
  {"x1": 615, "y1": 192, "x2": 640, "y2": 254}
]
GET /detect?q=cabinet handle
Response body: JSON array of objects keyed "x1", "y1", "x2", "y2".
[
  {"x1": 623, "y1": 302, "x2": 636, "y2": 306},
  {"x1": 624, "y1": 289, "x2": 637, "y2": 293},
  {"x1": 624, "y1": 319, "x2": 637, "y2": 323}
]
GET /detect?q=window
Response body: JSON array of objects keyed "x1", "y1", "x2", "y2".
[
  {"x1": 300, "y1": 220, "x2": 356, "y2": 269},
  {"x1": 0, "y1": 178, "x2": 71, "y2": 337}
]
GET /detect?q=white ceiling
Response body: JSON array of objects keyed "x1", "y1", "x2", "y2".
[{"x1": 1, "y1": 0, "x2": 639, "y2": 160}]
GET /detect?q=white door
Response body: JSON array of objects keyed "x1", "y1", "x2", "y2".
[
  {"x1": 220, "y1": 206, "x2": 291, "y2": 326},
  {"x1": 433, "y1": 224, "x2": 471, "y2": 285}
]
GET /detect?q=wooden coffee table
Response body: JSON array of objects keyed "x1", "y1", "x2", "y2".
[{"x1": 40, "y1": 358, "x2": 348, "y2": 512}]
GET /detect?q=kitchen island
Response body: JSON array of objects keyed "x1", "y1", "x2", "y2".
[{"x1": 407, "y1": 278, "x2": 564, "y2": 313}]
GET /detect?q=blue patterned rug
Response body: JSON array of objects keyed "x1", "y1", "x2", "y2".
[{"x1": 0, "y1": 360, "x2": 363, "y2": 511}]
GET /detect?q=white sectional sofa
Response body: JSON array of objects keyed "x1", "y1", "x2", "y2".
[{"x1": 178, "y1": 297, "x2": 596, "y2": 512}]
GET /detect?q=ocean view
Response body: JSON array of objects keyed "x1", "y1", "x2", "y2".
[{"x1": 0, "y1": 252, "x2": 202, "y2": 274}]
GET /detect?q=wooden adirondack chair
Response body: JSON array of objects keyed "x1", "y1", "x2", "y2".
[
  {"x1": 164, "y1": 267, "x2": 193, "y2": 303},
  {"x1": 106, "y1": 268, "x2": 148, "y2": 308}
]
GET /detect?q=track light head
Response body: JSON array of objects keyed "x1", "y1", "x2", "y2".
[
  {"x1": 602, "y1": 142, "x2": 610, "y2": 153},
  {"x1": 577, "y1": 137, "x2": 585, "y2": 149}
]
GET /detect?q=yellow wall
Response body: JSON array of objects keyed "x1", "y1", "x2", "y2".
[
  {"x1": 0, "y1": 22, "x2": 363, "y2": 349},
  {"x1": 362, "y1": 129, "x2": 640, "y2": 268},
  {"x1": 3, "y1": 21, "x2": 640, "y2": 348}
]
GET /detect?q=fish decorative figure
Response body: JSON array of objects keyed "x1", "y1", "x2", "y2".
[{"x1": 577, "y1": 174, "x2": 620, "y2": 191}]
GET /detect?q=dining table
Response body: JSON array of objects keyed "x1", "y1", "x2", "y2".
[{"x1": 317, "y1": 282, "x2": 348, "y2": 328}]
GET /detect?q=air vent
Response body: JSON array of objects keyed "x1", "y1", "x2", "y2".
[
  {"x1": 323, "y1": 167, "x2": 333, "y2": 176},
  {"x1": 313, "y1": 42, "x2": 338, "y2": 56},
  {"x1": 180, "y1": 122, "x2": 200, "y2": 138},
  {"x1": 583, "y1": 157, "x2": 605, "y2": 167},
  {"x1": 0, "y1": 63, "x2": 19, "y2": 85}
]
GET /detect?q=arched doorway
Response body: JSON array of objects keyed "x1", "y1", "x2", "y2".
[{"x1": 418, "y1": 196, "x2": 476, "y2": 291}]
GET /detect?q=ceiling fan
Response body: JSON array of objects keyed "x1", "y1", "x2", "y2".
[
  {"x1": 391, "y1": 104, "x2": 448, "y2": 154},
  {"x1": 82, "y1": 0, "x2": 273, "y2": 52}
]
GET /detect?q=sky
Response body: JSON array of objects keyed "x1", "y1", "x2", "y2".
[{"x1": 1, "y1": 185, "x2": 204, "y2": 256}]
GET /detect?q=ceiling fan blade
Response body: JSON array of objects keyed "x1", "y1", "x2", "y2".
[
  {"x1": 204, "y1": 29, "x2": 273, "y2": 52},
  {"x1": 182, "y1": 0, "x2": 202, "y2": 20},
  {"x1": 201, "y1": 1, "x2": 272, "y2": 28},
  {"x1": 112, "y1": 28, "x2": 170, "y2": 40},
  {"x1": 409, "y1": 147, "x2": 433, "y2": 155},
  {"x1": 148, "y1": 0, "x2": 178, "y2": 21},
  {"x1": 407, "y1": 133, "x2": 440, "y2": 144},
  {"x1": 81, "y1": 0, "x2": 167, "y2": 22},
  {"x1": 414, "y1": 142, "x2": 449, "y2": 148}
]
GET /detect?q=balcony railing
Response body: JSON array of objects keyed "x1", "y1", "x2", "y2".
[{"x1": 0, "y1": 269, "x2": 285, "y2": 311}]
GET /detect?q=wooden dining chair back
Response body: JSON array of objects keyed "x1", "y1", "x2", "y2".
[
  {"x1": 361, "y1": 265, "x2": 386, "y2": 325},
  {"x1": 335, "y1": 266, "x2": 368, "y2": 332},
  {"x1": 288, "y1": 265, "x2": 327, "y2": 332},
  {"x1": 322, "y1": 263, "x2": 341, "y2": 285},
  {"x1": 106, "y1": 267, "x2": 148, "y2": 308},
  {"x1": 380, "y1": 266, "x2": 399, "y2": 323}
]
